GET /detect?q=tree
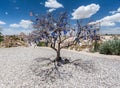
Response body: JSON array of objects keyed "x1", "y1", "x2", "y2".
[
  {"x1": 31, "y1": 12, "x2": 73, "y2": 64},
  {"x1": 29, "y1": 12, "x2": 100, "y2": 82},
  {"x1": 30, "y1": 12, "x2": 100, "y2": 65}
]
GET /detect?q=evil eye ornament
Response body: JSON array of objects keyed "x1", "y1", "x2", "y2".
[
  {"x1": 93, "y1": 30, "x2": 96, "y2": 35},
  {"x1": 63, "y1": 30, "x2": 67, "y2": 35},
  {"x1": 51, "y1": 32, "x2": 55, "y2": 36}
]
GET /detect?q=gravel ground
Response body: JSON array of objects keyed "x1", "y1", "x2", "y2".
[{"x1": 0, "y1": 47, "x2": 120, "y2": 88}]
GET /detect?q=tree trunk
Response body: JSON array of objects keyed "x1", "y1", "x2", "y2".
[
  {"x1": 56, "y1": 29, "x2": 62, "y2": 62},
  {"x1": 56, "y1": 51, "x2": 60, "y2": 61},
  {"x1": 56, "y1": 42, "x2": 61, "y2": 62}
]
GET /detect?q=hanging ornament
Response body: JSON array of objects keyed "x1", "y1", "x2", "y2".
[
  {"x1": 63, "y1": 30, "x2": 67, "y2": 35},
  {"x1": 93, "y1": 30, "x2": 96, "y2": 35},
  {"x1": 51, "y1": 32, "x2": 55, "y2": 36}
]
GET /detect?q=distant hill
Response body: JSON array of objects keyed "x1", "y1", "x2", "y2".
[{"x1": 0, "y1": 33, "x2": 28, "y2": 47}]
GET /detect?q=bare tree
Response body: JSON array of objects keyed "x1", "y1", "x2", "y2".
[
  {"x1": 29, "y1": 12, "x2": 100, "y2": 82},
  {"x1": 30, "y1": 12, "x2": 71, "y2": 63},
  {"x1": 30, "y1": 12, "x2": 100, "y2": 65}
]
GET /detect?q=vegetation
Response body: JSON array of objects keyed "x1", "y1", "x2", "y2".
[
  {"x1": 93, "y1": 40, "x2": 100, "y2": 52},
  {"x1": 99, "y1": 39, "x2": 120, "y2": 55},
  {"x1": 0, "y1": 32, "x2": 3, "y2": 42},
  {"x1": 37, "y1": 41, "x2": 46, "y2": 47}
]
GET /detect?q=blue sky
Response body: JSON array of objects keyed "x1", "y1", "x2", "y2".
[{"x1": 0, "y1": 0, "x2": 120, "y2": 35}]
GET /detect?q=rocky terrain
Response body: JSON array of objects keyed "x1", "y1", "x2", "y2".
[{"x1": 0, "y1": 47, "x2": 120, "y2": 88}]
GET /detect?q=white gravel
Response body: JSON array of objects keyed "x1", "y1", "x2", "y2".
[{"x1": 0, "y1": 47, "x2": 120, "y2": 88}]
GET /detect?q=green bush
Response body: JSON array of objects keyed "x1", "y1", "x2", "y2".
[
  {"x1": 37, "y1": 41, "x2": 46, "y2": 47},
  {"x1": 99, "y1": 39, "x2": 120, "y2": 55},
  {"x1": 93, "y1": 40, "x2": 100, "y2": 52},
  {"x1": 0, "y1": 33, "x2": 3, "y2": 42}
]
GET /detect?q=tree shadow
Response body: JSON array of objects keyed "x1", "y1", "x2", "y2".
[
  {"x1": 70, "y1": 59, "x2": 96, "y2": 73},
  {"x1": 29, "y1": 57, "x2": 97, "y2": 82}
]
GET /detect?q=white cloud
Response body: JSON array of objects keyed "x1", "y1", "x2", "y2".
[
  {"x1": 48, "y1": 8, "x2": 55, "y2": 12},
  {"x1": 45, "y1": 0, "x2": 63, "y2": 12},
  {"x1": 71, "y1": 4, "x2": 100, "y2": 19},
  {"x1": 109, "y1": 11, "x2": 116, "y2": 15},
  {"x1": 2, "y1": 28, "x2": 33, "y2": 35},
  {"x1": 10, "y1": 20, "x2": 33, "y2": 29},
  {"x1": 101, "y1": 27, "x2": 120, "y2": 34},
  {"x1": 101, "y1": 21, "x2": 115, "y2": 26},
  {"x1": 3, "y1": 20, "x2": 33, "y2": 35},
  {"x1": 88, "y1": 7, "x2": 120, "y2": 34},
  {"x1": 109, "y1": 7, "x2": 120, "y2": 14},
  {"x1": 117, "y1": 8, "x2": 120, "y2": 12},
  {"x1": 10, "y1": 24, "x2": 20, "y2": 28},
  {"x1": 93, "y1": 13, "x2": 120, "y2": 26},
  {"x1": 0, "y1": 21, "x2": 6, "y2": 25}
]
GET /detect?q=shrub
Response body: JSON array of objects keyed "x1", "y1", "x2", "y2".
[
  {"x1": 37, "y1": 41, "x2": 46, "y2": 47},
  {"x1": 93, "y1": 40, "x2": 100, "y2": 52},
  {"x1": 0, "y1": 34, "x2": 3, "y2": 42},
  {"x1": 99, "y1": 39, "x2": 120, "y2": 55}
]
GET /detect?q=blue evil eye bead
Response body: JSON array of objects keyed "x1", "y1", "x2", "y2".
[
  {"x1": 63, "y1": 18, "x2": 67, "y2": 22},
  {"x1": 49, "y1": 27, "x2": 54, "y2": 31},
  {"x1": 51, "y1": 32, "x2": 55, "y2": 36},
  {"x1": 59, "y1": 23, "x2": 64, "y2": 27},
  {"x1": 63, "y1": 30, "x2": 67, "y2": 35},
  {"x1": 36, "y1": 18, "x2": 39, "y2": 21},
  {"x1": 93, "y1": 30, "x2": 96, "y2": 34},
  {"x1": 90, "y1": 25, "x2": 93, "y2": 28}
]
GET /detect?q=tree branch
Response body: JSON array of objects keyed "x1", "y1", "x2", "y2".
[{"x1": 51, "y1": 46, "x2": 57, "y2": 51}]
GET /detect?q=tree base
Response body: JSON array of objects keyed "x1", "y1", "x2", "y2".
[{"x1": 55, "y1": 57, "x2": 70, "y2": 66}]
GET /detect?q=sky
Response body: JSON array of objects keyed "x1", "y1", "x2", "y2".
[{"x1": 0, "y1": 0, "x2": 120, "y2": 35}]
